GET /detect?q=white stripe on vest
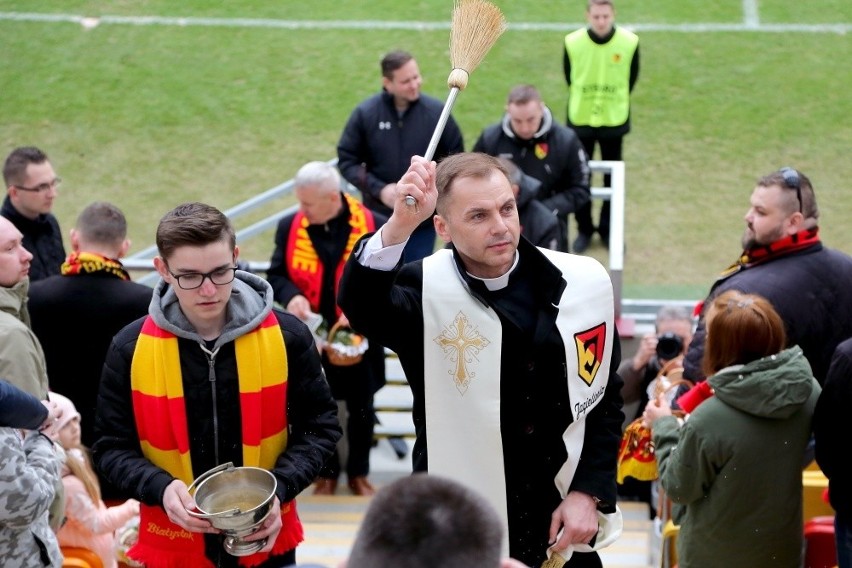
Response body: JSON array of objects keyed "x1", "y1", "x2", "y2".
[{"x1": 423, "y1": 248, "x2": 614, "y2": 557}]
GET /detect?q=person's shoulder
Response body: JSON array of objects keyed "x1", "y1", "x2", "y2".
[
  {"x1": 473, "y1": 121, "x2": 505, "y2": 150},
  {"x1": 833, "y1": 336, "x2": 852, "y2": 360},
  {"x1": 111, "y1": 316, "x2": 147, "y2": 349},
  {"x1": 536, "y1": 245, "x2": 609, "y2": 275},
  {"x1": 0, "y1": 306, "x2": 27, "y2": 333},
  {"x1": 353, "y1": 91, "x2": 385, "y2": 112},
  {"x1": 126, "y1": 280, "x2": 155, "y2": 299},
  {"x1": 821, "y1": 245, "x2": 852, "y2": 265},
  {"x1": 549, "y1": 121, "x2": 581, "y2": 143},
  {"x1": 45, "y1": 212, "x2": 62, "y2": 227},
  {"x1": 276, "y1": 209, "x2": 298, "y2": 230},
  {"x1": 27, "y1": 275, "x2": 63, "y2": 297},
  {"x1": 565, "y1": 26, "x2": 588, "y2": 40},
  {"x1": 271, "y1": 307, "x2": 314, "y2": 346},
  {"x1": 417, "y1": 93, "x2": 448, "y2": 109},
  {"x1": 614, "y1": 25, "x2": 639, "y2": 41}
]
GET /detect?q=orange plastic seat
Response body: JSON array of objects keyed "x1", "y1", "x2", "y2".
[{"x1": 61, "y1": 546, "x2": 104, "y2": 568}]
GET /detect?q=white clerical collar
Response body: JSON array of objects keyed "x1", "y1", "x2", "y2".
[{"x1": 467, "y1": 251, "x2": 520, "y2": 291}]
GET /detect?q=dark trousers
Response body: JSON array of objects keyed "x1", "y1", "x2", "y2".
[
  {"x1": 574, "y1": 136, "x2": 623, "y2": 239},
  {"x1": 564, "y1": 551, "x2": 604, "y2": 568},
  {"x1": 403, "y1": 222, "x2": 437, "y2": 263},
  {"x1": 319, "y1": 393, "x2": 376, "y2": 480}
]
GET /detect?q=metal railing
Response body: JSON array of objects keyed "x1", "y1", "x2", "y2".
[{"x1": 124, "y1": 159, "x2": 628, "y2": 314}]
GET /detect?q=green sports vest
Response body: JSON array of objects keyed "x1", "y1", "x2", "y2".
[{"x1": 564, "y1": 27, "x2": 638, "y2": 127}]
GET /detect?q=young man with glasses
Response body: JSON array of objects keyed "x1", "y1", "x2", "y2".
[
  {"x1": 92, "y1": 202, "x2": 341, "y2": 568},
  {"x1": 1, "y1": 146, "x2": 66, "y2": 281},
  {"x1": 683, "y1": 168, "x2": 852, "y2": 387}
]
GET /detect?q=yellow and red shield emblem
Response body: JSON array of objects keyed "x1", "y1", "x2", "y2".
[{"x1": 574, "y1": 324, "x2": 606, "y2": 386}]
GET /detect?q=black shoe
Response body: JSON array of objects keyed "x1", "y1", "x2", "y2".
[{"x1": 572, "y1": 233, "x2": 592, "y2": 254}]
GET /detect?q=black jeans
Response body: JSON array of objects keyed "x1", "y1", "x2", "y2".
[
  {"x1": 319, "y1": 394, "x2": 376, "y2": 480},
  {"x1": 574, "y1": 136, "x2": 624, "y2": 239}
]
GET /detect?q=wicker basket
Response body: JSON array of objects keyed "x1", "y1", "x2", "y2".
[{"x1": 323, "y1": 322, "x2": 369, "y2": 367}]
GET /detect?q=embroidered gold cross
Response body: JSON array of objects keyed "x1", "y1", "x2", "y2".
[{"x1": 434, "y1": 311, "x2": 491, "y2": 394}]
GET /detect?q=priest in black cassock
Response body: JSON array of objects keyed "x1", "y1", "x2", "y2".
[{"x1": 339, "y1": 152, "x2": 624, "y2": 568}]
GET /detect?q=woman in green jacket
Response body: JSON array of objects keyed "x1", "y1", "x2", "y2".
[{"x1": 644, "y1": 290, "x2": 820, "y2": 568}]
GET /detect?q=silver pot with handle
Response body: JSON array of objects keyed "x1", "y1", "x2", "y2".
[{"x1": 186, "y1": 462, "x2": 277, "y2": 556}]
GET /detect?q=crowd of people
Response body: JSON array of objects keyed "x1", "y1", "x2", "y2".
[{"x1": 1, "y1": 1, "x2": 848, "y2": 567}]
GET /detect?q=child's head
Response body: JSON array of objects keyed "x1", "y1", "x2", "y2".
[{"x1": 49, "y1": 392, "x2": 82, "y2": 450}]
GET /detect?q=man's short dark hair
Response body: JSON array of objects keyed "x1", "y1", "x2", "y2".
[
  {"x1": 3, "y1": 146, "x2": 49, "y2": 187},
  {"x1": 346, "y1": 474, "x2": 504, "y2": 568},
  {"x1": 76, "y1": 201, "x2": 128, "y2": 247},
  {"x1": 506, "y1": 84, "x2": 541, "y2": 106},
  {"x1": 381, "y1": 50, "x2": 414, "y2": 80},
  {"x1": 435, "y1": 152, "x2": 510, "y2": 216},
  {"x1": 155, "y1": 202, "x2": 236, "y2": 260},
  {"x1": 757, "y1": 168, "x2": 819, "y2": 220}
]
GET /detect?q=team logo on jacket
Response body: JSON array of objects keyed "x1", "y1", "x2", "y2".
[
  {"x1": 378, "y1": 121, "x2": 392, "y2": 130},
  {"x1": 574, "y1": 323, "x2": 606, "y2": 386},
  {"x1": 534, "y1": 143, "x2": 549, "y2": 160}
]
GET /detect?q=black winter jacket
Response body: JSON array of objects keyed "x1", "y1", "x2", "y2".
[
  {"x1": 473, "y1": 105, "x2": 591, "y2": 219},
  {"x1": 337, "y1": 90, "x2": 464, "y2": 217},
  {"x1": 1, "y1": 196, "x2": 65, "y2": 282},
  {"x1": 814, "y1": 337, "x2": 852, "y2": 518},
  {"x1": 515, "y1": 171, "x2": 560, "y2": 250},
  {"x1": 92, "y1": 274, "x2": 341, "y2": 510},
  {"x1": 684, "y1": 243, "x2": 852, "y2": 385}
]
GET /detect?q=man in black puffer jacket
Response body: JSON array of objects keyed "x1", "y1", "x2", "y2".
[
  {"x1": 473, "y1": 84, "x2": 590, "y2": 252},
  {"x1": 683, "y1": 167, "x2": 852, "y2": 387},
  {"x1": 337, "y1": 50, "x2": 463, "y2": 263}
]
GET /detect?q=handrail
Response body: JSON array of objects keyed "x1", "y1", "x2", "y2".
[{"x1": 124, "y1": 158, "x2": 626, "y2": 317}]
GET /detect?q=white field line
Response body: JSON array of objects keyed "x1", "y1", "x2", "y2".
[
  {"x1": 0, "y1": 12, "x2": 848, "y2": 34},
  {"x1": 742, "y1": 0, "x2": 761, "y2": 28}
]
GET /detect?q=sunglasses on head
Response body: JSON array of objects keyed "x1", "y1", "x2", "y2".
[{"x1": 779, "y1": 167, "x2": 802, "y2": 213}]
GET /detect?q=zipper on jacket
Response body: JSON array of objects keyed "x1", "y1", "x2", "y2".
[{"x1": 199, "y1": 343, "x2": 221, "y2": 465}]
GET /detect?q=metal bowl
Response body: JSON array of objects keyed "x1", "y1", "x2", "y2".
[{"x1": 186, "y1": 462, "x2": 277, "y2": 555}]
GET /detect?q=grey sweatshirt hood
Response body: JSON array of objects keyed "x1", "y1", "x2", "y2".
[
  {"x1": 149, "y1": 270, "x2": 274, "y2": 348},
  {"x1": 501, "y1": 104, "x2": 555, "y2": 141},
  {"x1": 708, "y1": 345, "x2": 816, "y2": 420}
]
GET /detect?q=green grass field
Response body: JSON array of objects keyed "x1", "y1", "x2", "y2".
[{"x1": 1, "y1": 1, "x2": 850, "y2": 299}]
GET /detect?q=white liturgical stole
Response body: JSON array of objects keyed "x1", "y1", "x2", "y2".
[{"x1": 422, "y1": 248, "x2": 615, "y2": 558}]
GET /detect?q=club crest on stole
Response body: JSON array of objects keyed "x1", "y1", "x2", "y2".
[
  {"x1": 574, "y1": 323, "x2": 607, "y2": 386},
  {"x1": 433, "y1": 311, "x2": 491, "y2": 394}
]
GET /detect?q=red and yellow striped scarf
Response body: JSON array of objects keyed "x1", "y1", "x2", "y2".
[
  {"x1": 128, "y1": 312, "x2": 303, "y2": 567},
  {"x1": 285, "y1": 193, "x2": 376, "y2": 318},
  {"x1": 61, "y1": 250, "x2": 130, "y2": 280}
]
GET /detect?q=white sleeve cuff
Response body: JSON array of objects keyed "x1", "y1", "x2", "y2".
[{"x1": 358, "y1": 226, "x2": 407, "y2": 270}]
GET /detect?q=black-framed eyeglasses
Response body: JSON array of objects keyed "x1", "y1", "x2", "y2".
[
  {"x1": 14, "y1": 177, "x2": 62, "y2": 193},
  {"x1": 779, "y1": 167, "x2": 802, "y2": 213},
  {"x1": 167, "y1": 266, "x2": 238, "y2": 290}
]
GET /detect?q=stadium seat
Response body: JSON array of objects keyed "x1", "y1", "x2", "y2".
[{"x1": 61, "y1": 546, "x2": 104, "y2": 568}]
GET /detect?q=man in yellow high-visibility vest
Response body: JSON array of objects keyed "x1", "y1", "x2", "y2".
[{"x1": 564, "y1": 0, "x2": 639, "y2": 254}]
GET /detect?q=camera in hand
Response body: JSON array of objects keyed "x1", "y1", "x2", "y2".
[{"x1": 656, "y1": 332, "x2": 684, "y2": 360}]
